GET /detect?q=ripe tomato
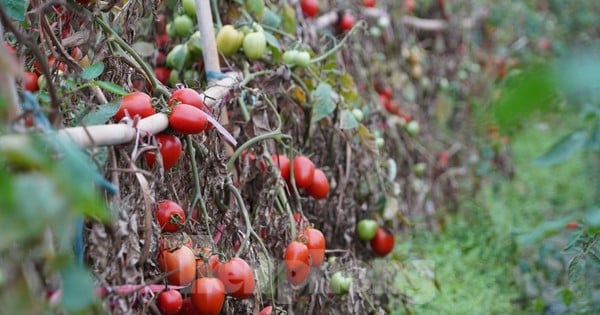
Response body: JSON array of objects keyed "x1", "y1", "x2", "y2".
[
  {"x1": 300, "y1": 0, "x2": 319, "y2": 17},
  {"x1": 158, "y1": 245, "x2": 196, "y2": 286},
  {"x1": 304, "y1": 228, "x2": 326, "y2": 266},
  {"x1": 216, "y1": 25, "x2": 244, "y2": 57},
  {"x1": 146, "y1": 133, "x2": 182, "y2": 171},
  {"x1": 292, "y1": 156, "x2": 315, "y2": 189},
  {"x1": 196, "y1": 253, "x2": 221, "y2": 277},
  {"x1": 284, "y1": 241, "x2": 310, "y2": 285},
  {"x1": 169, "y1": 88, "x2": 208, "y2": 112},
  {"x1": 338, "y1": 13, "x2": 355, "y2": 32},
  {"x1": 271, "y1": 154, "x2": 290, "y2": 182},
  {"x1": 306, "y1": 168, "x2": 329, "y2": 199},
  {"x1": 23, "y1": 71, "x2": 39, "y2": 92},
  {"x1": 154, "y1": 67, "x2": 171, "y2": 85},
  {"x1": 114, "y1": 91, "x2": 155, "y2": 121},
  {"x1": 155, "y1": 200, "x2": 186, "y2": 233},
  {"x1": 437, "y1": 150, "x2": 450, "y2": 168},
  {"x1": 33, "y1": 56, "x2": 66, "y2": 74},
  {"x1": 190, "y1": 278, "x2": 225, "y2": 315},
  {"x1": 370, "y1": 227, "x2": 394, "y2": 256},
  {"x1": 356, "y1": 219, "x2": 378, "y2": 241},
  {"x1": 175, "y1": 297, "x2": 196, "y2": 315},
  {"x1": 404, "y1": 0, "x2": 416, "y2": 13},
  {"x1": 169, "y1": 104, "x2": 209, "y2": 134},
  {"x1": 565, "y1": 221, "x2": 580, "y2": 230},
  {"x1": 218, "y1": 257, "x2": 255, "y2": 299},
  {"x1": 383, "y1": 99, "x2": 402, "y2": 116},
  {"x1": 243, "y1": 31, "x2": 266, "y2": 60},
  {"x1": 157, "y1": 289, "x2": 183, "y2": 315},
  {"x1": 363, "y1": 0, "x2": 376, "y2": 7},
  {"x1": 259, "y1": 306, "x2": 273, "y2": 315}
]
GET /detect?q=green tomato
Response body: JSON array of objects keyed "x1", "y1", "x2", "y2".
[
  {"x1": 187, "y1": 31, "x2": 203, "y2": 56},
  {"x1": 282, "y1": 50, "x2": 299, "y2": 65},
  {"x1": 375, "y1": 137, "x2": 385, "y2": 149},
  {"x1": 216, "y1": 25, "x2": 244, "y2": 57},
  {"x1": 413, "y1": 162, "x2": 427, "y2": 176},
  {"x1": 330, "y1": 271, "x2": 352, "y2": 295},
  {"x1": 173, "y1": 15, "x2": 194, "y2": 37},
  {"x1": 182, "y1": 0, "x2": 197, "y2": 18},
  {"x1": 405, "y1": 120, "x2": 420, "y2": 136},
  {"x1": 166, "y1": 22, "x2": 177, "y2": 37},
  {"x1": 357, "y1": 219, "x2": 378, "y2": 241},
  {"x1": 166, "y1": 44, "x2": 190, "y2": 71},
  {"x1": 169, "y1": 69, "x2": 180, "y2": 87},
  {"x1": 351, "y1": 108, "x2": 364, "y2": 122},
  {"x1": 293, "y1": 51, "x2": 311, "y2": 67},
  {"x1": 243, "y1": 31, "x2": 267, "y2": 60}
]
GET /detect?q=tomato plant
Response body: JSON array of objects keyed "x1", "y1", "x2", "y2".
[
  {"x1": 23, "y1": 71, "x2": 39, "y2": 92},
  {"x1": 158, "y1": 245, "x2": 196, "y2": 286},
  {"x1": 300, "y1": 0, "x2": 319, "y2": 17},
  {"x1": 169, "y1": 88, "x2": 208, "y2": 112},
  {"x1": 330, "y1": 271, "x2": 352, "y2": 295},
  {"x1": 216, "y1": 25, "x2": 244, "y2": 57},
  {"x1": 370, "y1": 227, "x2": 394, "y2": 256},
  {"x1": 155, "y1": 200, "x2": 185, "y2": 233},
  {"x1": 306, "y1": 168, "x2": 329, "y2": 199},
  {"x1": 271, "y1": 154, "x2": 290, "y2": 181},
  {"x1": 145, "y1": 133, "x2": 182, "y2": 171},
  {"x1": 169, "y1": 104, "x2": 209, "y2": 134},
  {"x1": 292, "y1": 156, "x2": 316, "y2": 189},
  {"x1": 243, "y1": 31, "x2": 267, "y2": 60},
  {"x1": 357, "y1": 219, "x2": 378, "y2": 241},
  {"x1": 304, "y1": 228, "x2": 326, "y2": 266},
  {"x1": 157, "y1": 289, "x2": 183, "y2": 315},
  {"x1": 190, "y1": 277, "x2": 225, "y2": 315},
  {"x1": 114, "y1": 91, "x2": 155, "y2": 121},
  {"x1": 284, "y1": 241, "x2": 310, "y2": 285},
  {"x1": 338, "y1": 13, "x2": 355, "y2": 32},
  {"x1": 218, "y1": 257, "x2": 255, "y2": 299}
]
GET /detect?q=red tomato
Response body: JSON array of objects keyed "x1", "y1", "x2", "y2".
[
  {"x1": 404, "y1": 0, "x2": 416, "y2": 13},
  {"x1": 175, "y1": 297, "x2": 196, "y2": 315},
  {"x1": 145, "y1": 133, "x2": 182, "y2": 171},
  {"x1": 304, "y1": 228, "x2": 326, "y2": 266},
  {"x1": 437, "y1": 150, "x2": 450, "y2": 168},
  {"x1": 158, "y1": 246, "x2": 197, "y2": 286},
  {"x1": 196, "y1": 253, "x2": 221, "y2": 277},
  {"x1": 338, "y1": 13, "x2": 355, "y2": 32},
  {"x1": 114, "y1": 91, "x2": 155, "y2": 121},
  {"x1": 306, "y1": 168, "x2": 329, "y2": 199},
  {"x1": 379, "y1": 86, "x2": 393, "y2": 99},
  {"x1": 169, "y1": 88, "x2": 209, "y2": 112},
  {"x1": 155, "y1": 200, "x2": 186, "y2": 233},
  {"x1": 4, "y1": 41, "x2": 16, "y2": 54},
  {"x1": 300, "y1": 0, "x2": 319, "y2": 17},
  {"x1": 370, "y1": 227, "x2": 394, "y2": 256},
  {"x1": 23, "y1": 72, "x2": 39, "y2": 92},
  {"x1": 284, "y1": 241, "x2": 310, "y2": 285},
  {"x1": 363, "y1": 0, "x2": 376, "y2": 7},
  {"x1": 259, "y1": 306, "x2": 273, "y2": 315},
  {"x1": 565, "y1": 221, "x2": 580, "y2": 230},
  {"x1": 218, "y1": 257, "x2": 255, "y2": 299},
  {"x1": 155, "y1": 67, "x2": 172, "y2": 85},
  {"x1": 190, "y1": 278, "x2": 225, "y2": 315},
  {"x1": 157, "y1": 289, "x2": 183, "y2": 315},
  {"x1": 292, "y1": 156, "x2": 315, "y2": 189},
  {"x1": 169, "y1": 104, "x2": 209, "y2": 134},
  {"x1": 271, "y1": 154, "x2": 290, "y2": 182},
  {"x1": 33, "y1": 56, "x2": 66, "y2": 74}
]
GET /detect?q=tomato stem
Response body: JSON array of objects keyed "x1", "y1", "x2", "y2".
[
  {"x1": 309, "y1": 20, "x2": 366, "y2": 64},
  {"x1": 186, "y1": 135, "x2": 212, "y2": 243}
]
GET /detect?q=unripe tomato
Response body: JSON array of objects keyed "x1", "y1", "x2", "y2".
[
  {"x1": 187, "y1": 31, "x2": 203, "y2": 56},
  {"x1": 282, "y1": 50, "x2": 298, "y2": 65},
  {"x1": 218, "y1": 257, "x2": 255, "y2": 299},
  {"x1": 292, "y1": 156, "x2": 316, "y2": 189},
  {"x1": 114, "y1": 91, "x2": 155, "y2": 121},
  {"x1": 173, "y1": 15, "x2": 194, "y2": 37},
  {"x1": 154, "y1": 67, "x2": 171, "y2": 85},
  {"x1": 157, "y1": 289, "x2": 183, "y2": 315},
  {"x1": 216, "y1": 25, "x2": 244, "y2": 57},
  {"x1": 243, "y1": 31, "x2": 267, "y2": 60},
  {"x1": 338, "y1": 13, "x2": 355, "y2": 32},
  {"x1": 306, "y1": 168, "x2": 329, "y2": 199},
  {"x1": 145, "y1": 134, "x2": 182, "y2": 171},
  {"x1": 169, "y1": 88, "x2": 208, "y2": 112},
  {"x1": 190, "y1": 278, "x2": 225, "y2": 315},
  {"x1": 284, "y1": 241, "x2": 310, "y2": 285},
  {"x1": 169, "y1": 104, "x2": 209, "y2": 134},
  {"x1": 158, "y1": 246, "x2": 196, "y2": 286},
  {"x1": 351, "y1": 108, "x2": 364, "y2": 122},
  {"x1": 155, "y1": 200, "x2": 186, "y2": 233},
  {"x1": 23, "y1": 71, "x2": 39, "y2": 92},
  {"x1": 356, "y1": 219, "x2": 378, "y2": 241},
  {"x1": 405, "y1": 120, "x2": 420, "y2": 136},
  {"x1": 370, "y1": 227, "x2": 394, "y2": 256},
  {"x1": 167, "y1": 44, "x2": 190, "y2": 71},
  {"x1": 182, "y1": 0, "x2": 197, "y2": 18},
  {"x1": 293, "y1": 51, "x2": 311, "y2": 67},
  {"x1": 300, "y1": 0, "x2": 319, "y2": 17},
  {"x1": 304, "y1": 228, "x2": 326, "y2": 266},
  {"x1": 271, "y1": 154, "x2": 290, "y2": 182},
  {"x1": 330, "y1": 271, "x2": 352, "y2": 295}
]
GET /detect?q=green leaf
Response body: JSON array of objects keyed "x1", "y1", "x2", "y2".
[
  {"x1": 567, "y1": 255, "x2": 585, "y2": 284},
  {"x1": 589, "y1": 125, "x2": 600, "y2": 152},
  {"x1": 80, "y1": 102, "x2": 120, "y2": 126},
  {"x1": 533, "y1": 129, "x2": 588, "y2": 166},
  {"x1": 60, "y1": 263, "x2": 97, "y2": 311},
  {"x1": 311, "y1": 82, "x2": 335, "y2": 123},
  {"x1": 280, "y1": 3, "x2": 296, "y2": 35},
  {"x1": 516, "y1": 217, "x2": 573, "y2": 246},
  {"x1": 81, "y1": 62, "x2": 105, "y2": 81},
  {"x1": 244, "y1": 0, "x2": 264, "y2": 20},
  {"x1": 263, "y1": 31, "x2": 280, "y2": 52},
  {"x1": 262, "y1": 7, "x2": 281, "y2": 28},
  {"x1": 340, "y1": 109, "x2": 358, "y2": 130},
  {"x1": 584, "y1": 206, "x2": 600, "y2": 232},
  {"x1": 1, "y1": 0, "x2": 28, "y2": 22},
  {"x1": 93, "y1": 81, "x2": 128, "y2": 96},
  {"x1": 132, "y1": 41, "x2": 155, "y2": 58}
]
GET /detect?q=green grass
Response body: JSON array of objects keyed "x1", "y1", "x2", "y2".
[{"x1": 395, "y1": 113, "x2": 596, "y2": 314}]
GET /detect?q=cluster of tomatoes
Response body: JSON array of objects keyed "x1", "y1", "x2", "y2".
[
  {"x1": 215, "y1": 24, "x2": 267, "y2": 60},
  {"x1": 154, "y1": 200, "x2": 256, "y2": 315},
  {"x1": 374, "y1": 82, "x2": 421, "y2": 137},
  {"x1": 356, "y1": 219, "x2": 395, "y2": 257},
  {"x1": 270, "y1": 154, "x2": 330, "y2": 200},
  {"x1": 283, "y1": 217, "x2": 326, "y2": 286}
]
